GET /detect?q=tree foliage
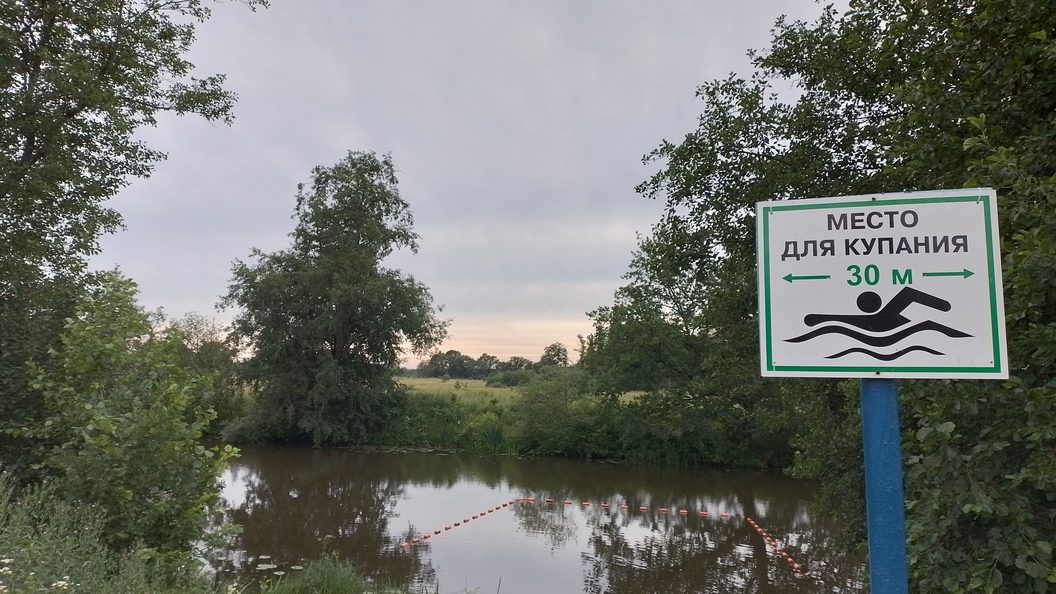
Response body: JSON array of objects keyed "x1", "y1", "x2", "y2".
[
  {"x1": 167, "y1": 312, "x2": 246, "y2": 434},
  {"x1": 538, "y1": 342, "x2": 570, "y2": 368},
  {"x1": 579, "y1": 300, "x2": 698, "y2": 394},
  {"x1": 8, "y1": 272, "x2": 234, "y2": 556},
  {"x1": 0, "y1": 0, "x2": 265, "y2": 275},
  {"x1": 0, "y1": 0, "x2": 263, "y2": 479},
  {"x1": 224, "y1": 151, "x2": 447, "y2": 445},
  {"x1": 418, "y1": 349, "x2": 480, "y2": 379},
  {"x1": 589, "y1": 0, "x2": 1056, "y2": 589}
]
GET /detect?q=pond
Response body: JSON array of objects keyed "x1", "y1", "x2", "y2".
[{"x1": 211, "y1": 446, "x2": 865, "y2": 593}]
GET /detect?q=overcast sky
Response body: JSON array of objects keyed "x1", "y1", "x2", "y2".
[{"x1": 95, "y1": 0, "x2": 830, "y2": 364}]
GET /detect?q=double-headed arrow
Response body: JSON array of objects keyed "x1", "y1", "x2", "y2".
[{"x1": 782, "y1": 269, "x2": 973, "y2": 283}]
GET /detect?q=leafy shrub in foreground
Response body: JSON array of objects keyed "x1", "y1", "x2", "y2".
[
  {"x1": 0, "y1": 476, "x2": 211, "y2": 594},
  {"x1": 11, "y1": 272, "x2": 235, "y2": 556}
]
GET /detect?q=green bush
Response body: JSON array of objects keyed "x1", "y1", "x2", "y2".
[
  {"x1": 375, "y1": 391, "x2": 463, "y2": 447},
  {"x1": 0, "y1": 476, "x2": 212, "y2": 594},
  {"x1": 11, "y1": 273, "x2": 236, "y2": 556},
  {"x1": 484, "y1": 370, "x2": 534, "y2": 387},
  {"x1": 460, "y1": 409, "x2": 507, "y2": 453},
  {"x1": 509, "y1": 368, "x2": 619, "y2": 458},
  {"x1": 374, "y1": 387, "x2": 516, "y2": 453}
]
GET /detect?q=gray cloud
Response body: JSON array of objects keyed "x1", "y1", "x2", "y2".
[{"x1": 95, "y1": 0, "x2": 829, "y2": 360}]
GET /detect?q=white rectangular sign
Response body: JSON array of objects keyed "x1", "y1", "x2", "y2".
[{"x1": 756, "y1": 189, "x2": 1008, "y2": 379}]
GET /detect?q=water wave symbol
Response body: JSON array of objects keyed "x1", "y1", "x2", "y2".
[
  {"x1": 784, "y1": 320, "x2": 971, "y2": 348},
  {"x1": 825, "y1": 345, "x2": 945, "y2": 361}
]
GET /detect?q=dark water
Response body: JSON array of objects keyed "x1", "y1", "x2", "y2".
[{"x1": 211, "y1": 447, "x2": 865, "y2": 593}]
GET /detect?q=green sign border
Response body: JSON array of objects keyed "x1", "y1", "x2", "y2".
[{"x1": 760, "y1": 194, "x2": 1002, "y2": 374}]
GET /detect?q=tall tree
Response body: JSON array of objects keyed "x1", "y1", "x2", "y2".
[
  {"x1": 0, "y1": 0, "x2": 264, "y2": 475},
  {"x1": 224, "y1": 151, "x2": 447, "y2": 445},
  {"x1": 0, "y1": 0, "x2": 266, "y2": 275}
]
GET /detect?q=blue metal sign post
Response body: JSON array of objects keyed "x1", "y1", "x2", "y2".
[{"x1": 860, "y1": 378, "x2": 909, "y2": 593}]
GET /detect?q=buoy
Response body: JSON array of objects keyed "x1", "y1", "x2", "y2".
[
  {"x1": 400, "y1": 542, "x2": 409, "y2": 548},
  {"x1": 445, "y1": 526, "x2": 452, "y2": 531},
  {"x1": 793, "y1": 563, "x2": 802, "y2": 571},
  {"x1": 411, "y1": 538, "x2": 419, "y2": 545},
  {"x1": 433, "y1": 530, "x2": 441, "y2": 535},
  {"x1": 502, "y1": 503, "x2": 508, "y2": 507},
  {"x1": 545, "y1": 498, "x2": 555, "y2": 503},
  {"x1": 678, "y1": 509, "x2": 689, "y2": 515},
  {"x1": 422, "y1": 534, "x2": 430, "y2": 540},
  {"x1": 639, "y1": 505, "x2": 648, "y2": 512},
  {"x1": 472, "y1": 515, "x2": 478, "y2": 519},
  {"x1": 620, "y1": 504, "x2": 629, "y2": 509},
  {"x1": 601, "y1": 503, "x2": 610, "y2": 509},
  {"x1": 564, "y1": 500, "x2": 573, "y2": 505},
  {"x1": 527, "y1": 497, "x2": 536, "y2": 503},
  {"x1": 582, "y1": 501, "x2": 590, "y2": 506},
  {"x1": 699, "y1": 511, "x2": 708, "y2": 517},
  {"x1": 659, "y1": 507, "x2": 669, "y2": 513}
]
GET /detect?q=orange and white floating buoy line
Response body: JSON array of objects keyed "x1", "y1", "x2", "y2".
[
  {"x1": 398, "y1": 496, "x2": 745, "y2": 549},
  {"x1": 745, "y1": 516, "x2": 809, "y2": 577},
  {"x1": 399, "y1": 497, "x2": 524, "y2": 548}
]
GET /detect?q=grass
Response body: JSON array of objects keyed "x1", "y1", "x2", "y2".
[{"x1": 397, "y1": 377, "x2": 517, "y2": 402}]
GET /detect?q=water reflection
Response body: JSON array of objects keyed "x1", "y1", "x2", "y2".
[{"x1": 212, "y1": 447, "x2": 864, "y2": 593}]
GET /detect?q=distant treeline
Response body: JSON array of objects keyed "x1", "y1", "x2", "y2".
[{"x1": 407, "y1": 343, "x2": 570, "y2": 383}]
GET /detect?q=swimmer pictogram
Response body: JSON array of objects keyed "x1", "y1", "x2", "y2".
[{"x1": 784, "y1": 287, "x2": 972, "y2": 360}]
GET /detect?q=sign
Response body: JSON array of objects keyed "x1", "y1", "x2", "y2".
[{"x1": 756, "y1": 188, "x2": 1007, "y2": 379}]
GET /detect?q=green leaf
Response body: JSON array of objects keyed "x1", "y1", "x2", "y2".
[{"x1": 936, "y1": 421, "x2": 956, "y2": 436}]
